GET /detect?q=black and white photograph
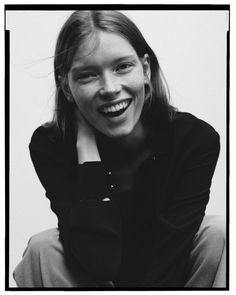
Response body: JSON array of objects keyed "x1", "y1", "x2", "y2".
[{"x1": 5, "y1": 5, "x2": 229, "y2": 290}]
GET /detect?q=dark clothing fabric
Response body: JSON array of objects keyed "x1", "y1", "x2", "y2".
[{"x1": 29, "y1": 112, "x2": 220, "y2": 287}]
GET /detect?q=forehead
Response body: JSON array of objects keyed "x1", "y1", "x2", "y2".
[{"x1": 71, "y1": 30, "x2": 138, "y2": 67}]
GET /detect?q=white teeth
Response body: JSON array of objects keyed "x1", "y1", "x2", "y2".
[
  {"x1": 101, "y1": 100, "x2": 129, "y2": 114},
  {"x1": 114, "y1": 105, "x2": 119, "y2": 111}
]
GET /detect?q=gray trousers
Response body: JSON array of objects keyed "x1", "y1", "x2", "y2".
[{"x1": 13, "y1": 215, "x2": 226, "y2": 288}]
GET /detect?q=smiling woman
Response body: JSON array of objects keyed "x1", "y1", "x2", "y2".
[
  {"x1": 12, "y1": 10, "x2": 226, "y2": 289},
  {"x1": 67, "y1": 31, "x2": 149, "y2": 139}
]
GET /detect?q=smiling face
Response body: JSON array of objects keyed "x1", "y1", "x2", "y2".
[{"x1": 67, "y1": 30, "x2": 150, "y2": 139}]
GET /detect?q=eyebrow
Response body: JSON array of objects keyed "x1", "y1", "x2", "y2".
[{"x1": 71, "y1": 55, "x2": 136, "y2": 73}]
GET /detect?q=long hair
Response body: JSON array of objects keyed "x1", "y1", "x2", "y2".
[{"x1": 52, "y1": 10, "x2": 176, "y2": 139}]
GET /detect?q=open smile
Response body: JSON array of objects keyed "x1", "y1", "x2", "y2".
[{"x1": 98, "y1": 99, "x2": 132, "y2": 118}]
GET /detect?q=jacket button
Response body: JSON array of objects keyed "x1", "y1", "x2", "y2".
[
  {"x1": 110, "y1": 184, "x2": 114, "y2": 189},
  {"x1": 108, "y1": 171, "x2": 112, "y2": 175}
]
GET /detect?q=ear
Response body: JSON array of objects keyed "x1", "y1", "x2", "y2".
[
  {"x1": 141, "y1": 54, "x2": 151, "y2": 84},
  {"x1": 61, "y1": 78, "x2": 74, "y2": 103}
]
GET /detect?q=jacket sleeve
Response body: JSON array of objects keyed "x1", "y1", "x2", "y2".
[
  {"x1": 29, "y1": 126, "x2": 122, "y2": 281},
  {"x1": 142, "y1": 118, "x2": 221, "y2": 287}
]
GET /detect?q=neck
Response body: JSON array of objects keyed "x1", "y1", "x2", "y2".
[
  {"x1": 96, "y1": 120, "x2": 152, "y2": 166},
  {"x1": 98, "y1": 120, "x2": 148, "y2": 151},
  {"x1": 116, "y1": 121, "x2": 147, "y2": 150}
]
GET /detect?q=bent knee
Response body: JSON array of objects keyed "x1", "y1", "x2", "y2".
[
  {"x1": 202, "y1": 215, "x2": 226, "y2": 241},
  {"x1": 26, "y1": 228, "x2": 62, "y2": 256},
  {"x1": 195, "y1": 215, "x2": 226, "y2": 251}
]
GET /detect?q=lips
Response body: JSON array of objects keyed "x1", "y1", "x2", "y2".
[{"x1": 98, "y1": 99, "x2": 132, "y2": 118}]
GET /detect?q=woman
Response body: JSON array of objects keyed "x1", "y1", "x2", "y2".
[{"x1": 13, "y1": 10, "x2": 225, "y2": 288}]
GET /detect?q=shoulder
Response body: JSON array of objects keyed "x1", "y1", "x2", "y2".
[
  {"x1": 29, "y1": 122, "x2": 62, "y2": 151},
  {"x1": 170, "y1": 112, "x2": 220, "y2": 150}
]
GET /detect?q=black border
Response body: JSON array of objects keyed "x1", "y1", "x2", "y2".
[
  {"x1": 4, "y1": 4, "x2": 230, "y2": 10},
  {"x1": 5, "y1": 4, "x2": 230, "y2": 291},
  {"x1": 5, "y1": 26, "x2": 10, "y2": 292},
  {"x1": 226, "y1": 9, "x2": 230, "y2": 291}
]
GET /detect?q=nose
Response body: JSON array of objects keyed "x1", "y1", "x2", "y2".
[{"x1": 99, "y1": 72, "x2": 122, "y2": 99}]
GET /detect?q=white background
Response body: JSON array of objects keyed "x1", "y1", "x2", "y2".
[{"x1": 5, "y1": 8, "x2": 228, "y2": 289}]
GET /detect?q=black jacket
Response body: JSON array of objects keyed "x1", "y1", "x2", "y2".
[{"x1": 29, "y1": 112, "x2": 220, "y2": 287}]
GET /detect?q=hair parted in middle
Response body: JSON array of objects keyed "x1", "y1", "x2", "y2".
[{"x1": 52, "y1": 10, "x2": 176, "y2": 139}]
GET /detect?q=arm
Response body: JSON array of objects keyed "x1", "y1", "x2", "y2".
[
  {"x1": 29, "y1": 125, "x2": 122, "y2": 281},
  {"x1": 75, "y1": 107, "x2": 101, "y2": 164},
  {"x1": 142, "y1": 119, "x2": 220, "y2": 287}
]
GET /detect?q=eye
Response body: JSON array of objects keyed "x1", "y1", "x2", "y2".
[
  {"x1": 76, "y1": 72, "x2": 98, "y2": 83},
  {"x1": 116, "y1": 62, "x2": 134, "y2": 73}
]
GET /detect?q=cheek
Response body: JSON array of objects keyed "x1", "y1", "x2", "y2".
[
  {"x1": 71, "y1": 87, "x2": 94, "y2": 110},
  {"x1": 127, "y1": 69, "x2": 146, "y2": 98},
  {"x1": 129, "y1": 80, "x2": 146, "y2": 106}
]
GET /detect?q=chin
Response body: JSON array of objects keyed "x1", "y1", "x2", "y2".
[{"x1": 103, "y1": 125, "x2": 134, "y2": 139}]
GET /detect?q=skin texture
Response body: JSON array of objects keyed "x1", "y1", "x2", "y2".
[{"x1": 67, "y1": 30, "x2": 150, "y2": 146}]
